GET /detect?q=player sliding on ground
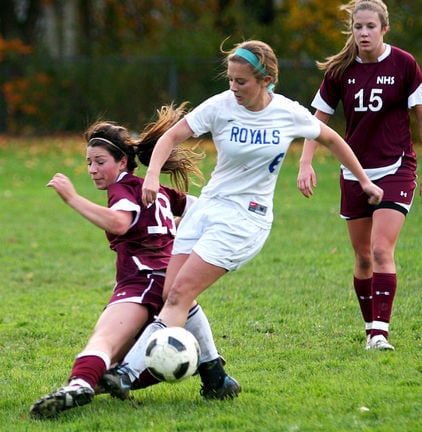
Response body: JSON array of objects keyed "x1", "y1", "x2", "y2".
[{"x1": 30, "y1": 105, "x2": 240, "y2": 420}]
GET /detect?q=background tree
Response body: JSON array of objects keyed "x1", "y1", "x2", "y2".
[
  {"x1": 0, "y1": 0, "x2": 420, "y2": 134},
  {"x1": 0, "y1": 0, "x2": 42, "y2": 44}
]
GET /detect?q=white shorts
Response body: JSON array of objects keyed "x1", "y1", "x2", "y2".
[{"x1": 173, "y1": 197, "x2": 271, "y2": 271}]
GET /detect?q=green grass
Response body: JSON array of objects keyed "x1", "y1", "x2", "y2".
[{"x1": 0, "y1": 136, "x2": 421, "y2": 432}]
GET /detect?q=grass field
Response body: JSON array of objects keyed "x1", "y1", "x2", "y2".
[{"x1": 0, "y1": 136, "x2": 421, "y2": 432}]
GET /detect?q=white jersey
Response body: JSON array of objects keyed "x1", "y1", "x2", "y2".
[{"x1": 185, "y1": 90, "x2": 320, "y2": 227}]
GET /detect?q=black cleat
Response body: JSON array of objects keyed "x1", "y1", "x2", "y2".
[
  {"x1": 200, "y1": 374, "x2": 242, "y2": 400},
  {"x1": 98, "y1": 365, "x2": 132, "y2": 400},
  {"x1": 198, "y1": 357, "x2": 241, "y2": 400}
]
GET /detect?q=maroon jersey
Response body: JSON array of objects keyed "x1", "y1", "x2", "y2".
[
  {"x1": 106, "y1": 172, "x2": 187, "y2": 283},
  {"x1": 313, "y1": 45, "x2": 422, "y2": 171}
]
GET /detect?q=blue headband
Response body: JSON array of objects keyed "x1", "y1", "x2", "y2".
[
  {"x1": 234, "y1": 48, "x2": 275, "y2": 92},
  {"x1": 235, "y1": 48, "x2": 268, "y2": 75}
]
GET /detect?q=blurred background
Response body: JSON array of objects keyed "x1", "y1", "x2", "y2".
[{"x1": 0, "y1": 0, "x2": 421, "y2": 135}]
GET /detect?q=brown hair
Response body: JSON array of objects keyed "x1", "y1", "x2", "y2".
[
  {"x1": 85, "y1": 102, "x2": 204, "y2": 192},
  {"x1": 317, "y1": 0, "x2": 389, "y2": 79},
  {"x1": 221, "y1": 39, "x2": 279, "y2": 89}
]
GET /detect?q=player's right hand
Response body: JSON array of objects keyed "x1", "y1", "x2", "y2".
[
  {"x1": 142, "y1": 173, "x2": 160, "y2": 207},
  {"x1": 297, "y1": 164, "x2": 317, "y2": 198}
]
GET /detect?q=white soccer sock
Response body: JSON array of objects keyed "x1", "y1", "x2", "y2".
[
  {"x1": 121, "y1": 321, "x2": 165, "y2": 382},
  {"x1": 184, "y1": 304, "x2": 219, "y2": 363},
  {"x1": 68, "y1": 378, "x2": 94, "y2": 391}
]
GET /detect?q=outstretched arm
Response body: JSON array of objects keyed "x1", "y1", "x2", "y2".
[
  {"x1": 297, "y1": 110, "x2": 331, "y2": 198},
  {"x1": 47, "y1": 173, "x2": 132, "y2": 235},
  {"x1": 315, "y1": 123, "x2": 383, "y2": 205}
]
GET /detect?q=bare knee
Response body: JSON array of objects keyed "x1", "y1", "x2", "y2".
[
  {"x1": 166, "y1": 281, "x2": 194, "y2": 308},
  {"x1": 373, "y1": 244, "x2": 394, "y2": 267},
  {"x1": 166, "y1": 286, "x2": 184, "y2": 307},
  {"x1": 355, "y1": 253, "x2": 372, "y2": 272}
]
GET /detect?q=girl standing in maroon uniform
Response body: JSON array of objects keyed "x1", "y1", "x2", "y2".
[
  {"x1": 30, "y1": 104, "x2": 237, "y2": 419},
  {"x1": 298, "y1": 0, "x2": 422, "y2": 350}
]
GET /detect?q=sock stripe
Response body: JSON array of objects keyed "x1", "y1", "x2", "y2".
[
  {"x1": 187, "y1": 304, "x2": 200, "y2": 320},
  {"x1": 153, "y1": 316, "x2": 167, "y2": 328},
  {"x1": 372, "y1": 320, "x2": 390, "y2": 332}
]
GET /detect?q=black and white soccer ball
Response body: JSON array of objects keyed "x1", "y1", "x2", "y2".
[{"x1": 144, "y1": 327, "x2": 201, "y2": 383}]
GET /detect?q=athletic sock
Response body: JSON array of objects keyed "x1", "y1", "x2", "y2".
[
  {"x1": 69, "y1": 350, "x2": 111, "y2": 389},
  {"x1": 121, "y1": 320, "x2": 166, "y2": 382},
  {"x1": 184, "y1": 304, "x2": 219, "y2": 363},
  {"x1": 371, "y1": 272, "x2": 396, "y2": 338},
  {"x1": 354, "y1": 276, "x2": 373, "y2": 335}
]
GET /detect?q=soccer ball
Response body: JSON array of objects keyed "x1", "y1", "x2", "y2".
[{"x1": 144, "y1": 327, "x2": 201, "y2": 383}]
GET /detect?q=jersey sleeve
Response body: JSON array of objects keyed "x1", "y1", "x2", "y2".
[
  {"x1": 312, "y1": 72, "x2": 341, "y2": 114},
  {"x1": 185, "y1": 92, "x2": 226, "y2": 137},
  {"x1": 108, "y1": 182, "x2": 138, "y2": 208},
  {"x1": 107, "y1": 182, "x2": 141, "y2": 228},
  {"x1": 311, "y1": 89, "x2": 336, "y2": 115},
  {"x1": 405, "y1": 53, "x2": 422, "y2": 107},
  {"x1": 291, "y1": 100, "x2": 321, "y2": 140}
]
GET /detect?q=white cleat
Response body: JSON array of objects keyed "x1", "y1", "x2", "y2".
[{"x1": 366, "y1": 335, "x2": 395, "y2": 351}]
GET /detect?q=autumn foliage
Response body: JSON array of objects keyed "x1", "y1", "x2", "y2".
[{"x1": 0, "y1": 0, "x2": 421, "y2": 133}]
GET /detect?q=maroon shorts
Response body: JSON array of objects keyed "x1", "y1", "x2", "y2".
[
  {"x1": 340, "y1": 167, "x2": 417, "y2": 220},
  {"x1": 107, "y1": 271, "x2": 165, "y2": 322}
]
